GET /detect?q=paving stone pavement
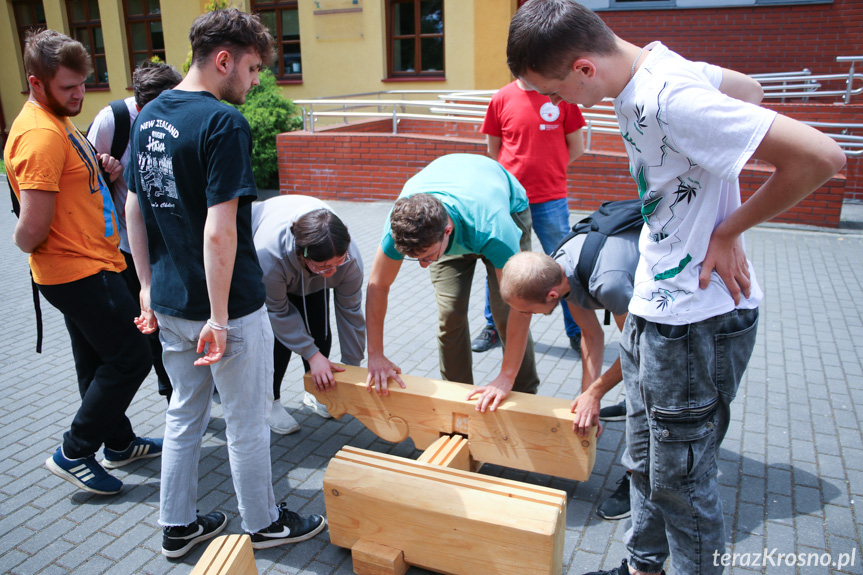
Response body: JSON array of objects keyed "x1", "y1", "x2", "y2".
[{"x1": 1, "y1": 187, "x2": 862, "y2": 575}]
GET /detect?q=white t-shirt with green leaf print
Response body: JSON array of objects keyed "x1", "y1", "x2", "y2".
[{"x1": 614, "y1": 42, "x2": 776, "y2": 325}]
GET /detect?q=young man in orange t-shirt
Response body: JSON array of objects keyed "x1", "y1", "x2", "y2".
[{"x1": 5, "y1": 30, "x2": 161, "y2": 496}]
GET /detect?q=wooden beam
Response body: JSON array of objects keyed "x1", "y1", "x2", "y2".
[
  {"x1": 190, "y1": 534, "x2": 257, "y2": 575},
  {"x1": 325, "y1": 446, "x2": 566, "y2": 575},
  {"x1": 305, "y1": 365, "x2": 595, "y2": 481},
  {"x1": 416, "y1": 434, "x2": 476, "y2": 471},
  {"x1": 351, "y1": 540, "x2": 409, "y2": 575}
]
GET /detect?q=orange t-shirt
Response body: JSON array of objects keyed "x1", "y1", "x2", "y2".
[{"x1": 5, "y1": 101, "x2": 124, "y2": 285}]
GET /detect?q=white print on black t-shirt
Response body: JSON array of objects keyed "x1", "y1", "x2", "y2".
[{"x1": 137, "y1": 128, "x2": 178, "y2": 204}]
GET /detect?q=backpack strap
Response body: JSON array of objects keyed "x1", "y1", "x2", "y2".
[
  {"x1": 575, "y1": 199, "x2": 644, "y2": 292},
  {"x1": 108, "y1": 99, "x2": 131, "y2": 161},
  {"x1": 551, "y1": 199, "x2": 644, "y2": 300},
  {"x1": 6, "y1": 176, "x2": 43, "y2": 353}
]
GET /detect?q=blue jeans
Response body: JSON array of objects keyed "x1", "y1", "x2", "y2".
[
  {"x1": 157, "y1": 306, "x2": 278, "y2": 533},
  {"x1": 483, "y1": 198, "x2": 580, "y2": 337},
  {"x1": 620, "y1": 308, "x2": 758, "y2": 574}
]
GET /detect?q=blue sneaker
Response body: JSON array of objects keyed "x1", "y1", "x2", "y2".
[
  {"x1": 46, "y1": 446, "x2": 122, "y2": 495},
  {"x1": 102, "y1": 437, "x2": 163, "y2": 469}
]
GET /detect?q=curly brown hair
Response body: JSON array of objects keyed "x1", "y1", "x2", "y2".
[{"x1": 390, "y1": 194, "x2": 449, "y2": 257}]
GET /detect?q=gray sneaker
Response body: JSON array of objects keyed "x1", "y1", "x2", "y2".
[
  {"x1": 268, "y1": 400, "x2": 301, "y2": 435},
  {"x1": 471, "y1": 324, "x2": 500, "y2": 352},
  {"x1": 303, "y1": 392, "x2": 332, "y2": 419}
]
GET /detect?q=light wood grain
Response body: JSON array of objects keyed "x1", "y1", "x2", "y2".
[
  {"x1": 351, "y1": 540, "x2": 409, "y2": 575},
  {"x1": 324, "y1": 446, "x2": 566, "y2": 575},
  {"x1": 416, "y1": 434, "x2": 474, "y2": 471},
  {"x1": 305, "y1": 365, "x2": 595, "y2": 481},
  {"x1": 190, "y1": 535, "x2": 257, "y2": 575}
]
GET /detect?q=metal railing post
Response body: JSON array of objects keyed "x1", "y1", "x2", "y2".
[
  {"x1": 308, "y1": 104, "x2": 315, "y2": 134},
  {"x1": 392, "y1": 104, "x2": 398, "y2": 134},
  {"x1": 845, "y1": 60, "x2": 856, "y2": 105}
]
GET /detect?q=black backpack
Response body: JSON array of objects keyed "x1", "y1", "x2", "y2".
[
  {"x1": 87, "y1": 99, "x2": 132, "y2": 161},
  {"x1": 552, "y1": 199, "x2": 644, "y2": 324}
]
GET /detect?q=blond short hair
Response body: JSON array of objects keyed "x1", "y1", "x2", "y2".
[{"x1": 501, "y1": 251, "x2": 564, "y2": 304}]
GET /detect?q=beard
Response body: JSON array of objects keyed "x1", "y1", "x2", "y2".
[
  {"x1": 43, "y1": 84, "x2": 83, "y2": 117},
  {"x1": 219, "y1": 68, "x2": 248, "y2": 106}
]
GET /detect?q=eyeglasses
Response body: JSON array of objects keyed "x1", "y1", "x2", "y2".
[
  {"x1": 306, "y1": 252, "x2": 352, "y2": 275},
  {"x1": 403, "y1": 239, "x2": 447, "y2": 264}
]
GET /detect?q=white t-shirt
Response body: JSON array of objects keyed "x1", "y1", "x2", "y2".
[
  {"x1": 87, "y1": 97, "x2": 138, "y2": 253},
  {"x1": 614, "y1": 42, "x2": 776, "y2": 324}
]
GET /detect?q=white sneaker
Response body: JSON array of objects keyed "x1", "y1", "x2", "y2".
[
  {"x1": 303, "y1": 392, "x2": 332, "y2": 419},
  {"x1": 267, "y1": 400, "x2": 301, "y2": 435}
]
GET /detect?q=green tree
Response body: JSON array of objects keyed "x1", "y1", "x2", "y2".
[{"x1": 234, "y1": 68, "x2": 302, "y2": 189}]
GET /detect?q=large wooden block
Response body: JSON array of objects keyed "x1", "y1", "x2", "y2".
[
  {"x1": 305, "y1": 365, "x2": 595, "y2": 481},
  {"x1": 190, "y1": 534, "x2": 257, "y2": 575},
  {"x1": 325, "y1": 446, "x2": 566, "y2": 575}
]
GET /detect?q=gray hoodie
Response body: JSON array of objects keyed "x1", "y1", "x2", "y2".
[{"x1": 252, "y1": 195, "x2": 365, "y2": 366}]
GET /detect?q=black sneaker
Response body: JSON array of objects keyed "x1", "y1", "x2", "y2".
[
  {"x1": 583, "y1": 559, "x2": 665, "y2": 575},
  {"x1": 471, "y1": 325, "x2": 500, "y2": 352},
  {"x1": 599, "y1": 399, "x2": 627, "y2": 422},
  {"x1": 162, "y1": 511, "x2": 228, "y2": 558},
  {"x1": 596, "y1": 471, "x2": 631, "y2": 520},
  {"x1": 248, "y1": 503, "x2": 326, "y2": 550},
  {"x1": 569, "y1": 333, "x2": 582, "y2": 356}
]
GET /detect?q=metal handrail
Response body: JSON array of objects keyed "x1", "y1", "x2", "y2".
[
  {"x1": 295, "y1": 91, "x2": 860, "y2": 156},
  {"x1": 754, "y1": 57, "x2": 863, "y2": 103}
]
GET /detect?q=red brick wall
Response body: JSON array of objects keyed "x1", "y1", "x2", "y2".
[
  {"x1": 601, "y1": 0, "x2": 862, "y2": 79},
  {"x1": 276, "y1": 117, "x2": 847, "y2": 227}
]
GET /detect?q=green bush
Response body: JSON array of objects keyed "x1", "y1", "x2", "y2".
[{"x1": 234, "y1": 68, "x2": 302, "y2": 190}]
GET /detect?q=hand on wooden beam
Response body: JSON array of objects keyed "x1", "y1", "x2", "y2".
[
  {"x1": 304, "y1": 365, "x2": 597, "y2": 482},
  {"x1": 465, "y1": 374, "x2": 514, "y2": 413},
  {"x1": 307, "y1": 351, "x2": 345, "y2": 391},
  {"x1": 365, "y1": 352, "x2": 406, "y2": 395}
]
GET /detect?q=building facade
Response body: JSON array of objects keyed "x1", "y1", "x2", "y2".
[
  {"x1": 1, "y1": 0, "x2": 859, "y2": 138},
  {"x1": 0, "y1": 0, "x2": 518, "y2": 136}
]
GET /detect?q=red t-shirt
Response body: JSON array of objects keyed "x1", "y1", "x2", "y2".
[{"x1": 481, "y1": 81, "x2": 586, "y2": 204}]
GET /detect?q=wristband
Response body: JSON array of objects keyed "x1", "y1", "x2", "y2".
[{"x1": 207, "y1": 319, "x2": 232, "y2": 331}]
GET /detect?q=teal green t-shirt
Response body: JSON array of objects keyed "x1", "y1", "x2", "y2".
[{"x1": 381, "y1": 154, "x2": 529, "y2": 269}]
